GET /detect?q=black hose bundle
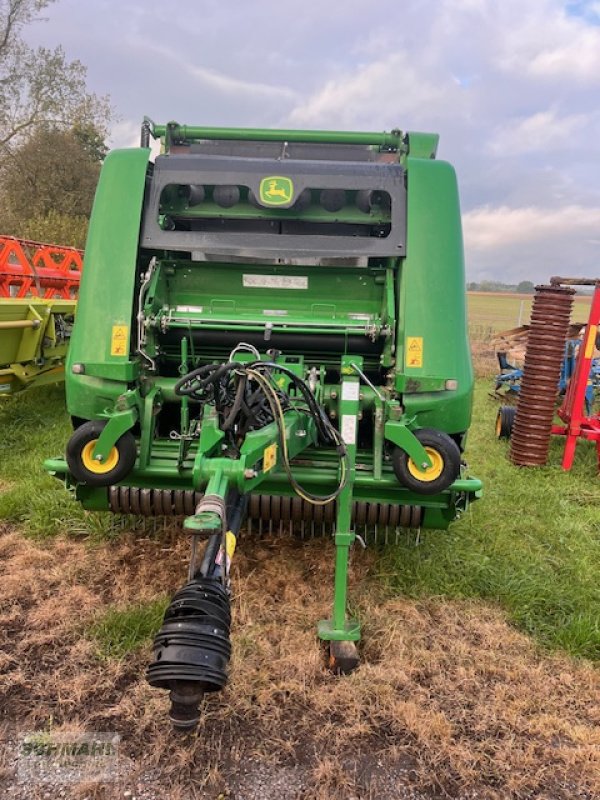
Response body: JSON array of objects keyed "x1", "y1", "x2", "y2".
[
  {"x1": 173, "y1": 358, "x2": 349, "y2": 505},
  {"x1": 174, "y1": 361, "x2": 291, "y2": 437}
]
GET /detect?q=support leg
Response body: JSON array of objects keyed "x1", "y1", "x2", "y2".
[{"x1": 317, "y1": 357, "x2": 362, "y2": 673}]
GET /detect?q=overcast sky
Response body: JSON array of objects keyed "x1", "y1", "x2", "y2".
[{"x1": 25, "y1": 0, "x2": 600, "y2": 284}]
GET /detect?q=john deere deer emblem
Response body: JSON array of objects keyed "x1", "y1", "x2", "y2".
[{"x1": 259, "y1": 176, "x2": 294, "y2": 206}]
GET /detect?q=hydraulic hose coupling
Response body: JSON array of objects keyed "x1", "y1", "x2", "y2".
[{"x1": 146, "y1": 577, "x2": 232, "y2": 729}]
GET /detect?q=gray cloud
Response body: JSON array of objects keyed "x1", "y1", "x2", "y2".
[{"x1": 23, "y1": 0, "x2": 600, "y2": 283}]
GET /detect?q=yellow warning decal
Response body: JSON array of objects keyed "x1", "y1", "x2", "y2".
[
  {"x1": 406, "y1": 336, "x2": 423, "y2": 368},
  {"x1": 225, "y1": 530, "x2": 237, "y2": 561},
  {"x1": 585, "y1": 325, "x2": 597, "y2": 359},
  {"x1": 110, "y1": 325, "x2": 129, "y2": 357},
  {"x1": 215, "y1": 530, "x2": 237, "y2": 572},
  {"x1": 263, "y1": 443, "x2": 277, "y2": 472}
]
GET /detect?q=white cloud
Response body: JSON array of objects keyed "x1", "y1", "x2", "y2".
[
  {"x1": 286, "y1": 52, "x2": 454, "y2": 129},
  {"x1": 487, "y1": 109, "x2": 590, "y2": 155},
  {"x1": 185, "y1": 63, "x2": 298, "y2": 102},
  {"x1": 109, "y1": 120, "x2": 141, "y2": 149},
  {"x1": 497, "y1": 1, "x2": 600, "y2": 82},
  {"x1": 464, "y1": 204, "x2": 600, "y2": 250}
]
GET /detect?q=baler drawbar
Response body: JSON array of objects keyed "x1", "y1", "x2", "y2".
[{"x1": 45, "y1": 119, "x2": 481, "y2": 728}]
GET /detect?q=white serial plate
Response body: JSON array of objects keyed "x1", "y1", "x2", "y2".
[
  {"x1": 176, "y1": 305, "x2": 204, "y2": 313},
  {"x1": 243, "y1": 275, "x2": 308, "y2": 290}
]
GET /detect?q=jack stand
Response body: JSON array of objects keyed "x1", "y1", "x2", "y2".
[{"x1": 318, "y1": 356, "x2": 361, "y2": 674}]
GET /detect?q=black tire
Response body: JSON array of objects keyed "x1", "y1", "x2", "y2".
[
  {"x1": 392, "y1": 428, "x2": 461, "y2": 496},
  {"x1": 495, "y1": 406, "x2": 516, "y2": 440},
  {"x1": 66, "y1": 420, "x2": 137, "y2": 487}
]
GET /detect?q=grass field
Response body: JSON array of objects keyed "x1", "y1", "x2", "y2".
[
  {"x1": 467, "y1": 290, "x2": 592, "y2": 339},
  {"x1": 1, "y1": 295, "x2": 599, "y2": 798}
]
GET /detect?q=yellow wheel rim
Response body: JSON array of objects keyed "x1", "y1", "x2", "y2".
[
  {"x1": 407, "y1": 447, "x2": 444, "y2": 482},
  {"x1": 81, "y1": 439, "x2": 119, "y2": 474},
  {"x1": 495, "y1": 413, "x2": 502, "y2": 438}
]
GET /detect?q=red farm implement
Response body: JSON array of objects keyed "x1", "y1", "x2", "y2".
[
  {"x1": 0, "y1": 236, "x2": 83, "y2": 396},
  {"x1": 550, "y1": 278, "x2": 600, "y2": 470},
  {"x1": 498, "y1": 278, "x2": 600, "y2": 471},
  {"x1": 0, "y1": 235, "x2": 82, "y2": 299}
]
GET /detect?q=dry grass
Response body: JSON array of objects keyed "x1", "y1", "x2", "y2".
[
  {"x1": 1, "y1": 523, "x2": 599, "y2": 799},
  {"x1": 470, "y1": 339, "x2": 497, "y2": 378}
]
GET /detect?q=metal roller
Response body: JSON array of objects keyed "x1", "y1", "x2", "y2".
[
  {"x1": 510, "y1": 284, "x2": 575, "y2": 466},
  {"x1": 108, "y1": 486, "x2": 422, "y2": 541},
  {"x1": 109, "y1": 486, "x2": 204, "y2": 516}
]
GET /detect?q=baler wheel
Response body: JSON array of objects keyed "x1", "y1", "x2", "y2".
[
  {"x1": 328, "y1": 640, "x2": 360, "y2": 675},
  {"x1": 393, "y1": 429, "x2": 460, "y2": 496},
  {"x1": 66, "y1": 421, "x2": 137, "y2": 487},
  {"x1": 495, "y1": 406, "x2": 517, "y2": 440}
]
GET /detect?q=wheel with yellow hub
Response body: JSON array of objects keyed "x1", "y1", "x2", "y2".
[
  {"x1": 66, "y1": 420, "x2": 137, "y2": 487},
  {"x1": 393, "y1": 429, "x2": 461, "y2": 496},
  {"x1": 495, "y1": 405, "x2": 516, "y2": 440}
]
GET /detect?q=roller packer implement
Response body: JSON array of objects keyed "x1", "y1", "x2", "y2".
[{"x1": 45, "y1": 118, "x2": 481, "y2": 729}]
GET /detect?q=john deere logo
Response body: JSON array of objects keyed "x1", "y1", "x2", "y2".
[{"x1": 259, "y1": 176, "x2": 294, "y2": 206}]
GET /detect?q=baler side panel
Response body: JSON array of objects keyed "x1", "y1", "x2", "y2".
[
  {"x1": 397, "y1": 157, "x2": 473, "y2": 435},
  {"x1": 66, "y1": 148, "x2": 151, "y2": 419}
]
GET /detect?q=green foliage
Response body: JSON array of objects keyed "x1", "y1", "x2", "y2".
[
  {"x1": 0, "y1": 1, "x2": 111, "y2": 245},
  {"x1": 516, "y1": 280, "x2": 535, "y2": 294},
  {"x1": 1, "y1": 125, "x2": 101, "y2": 215},
  {"x1": 0, "y1": 1, "x2": 112, "y2": 156},
  {"x1": 89, "y1": 598, "x2": 169, "y2": 659},
  {"x1": 0, "y1": 124, "x2": 103, "y2": 246},
  {"x1": 467, "y1": 280, "x2": 550, "y2": 295},
  {"x1": 380, "y1": 382, "x2": 600, "y2": 661},
  {"x1": 17, "y1": 210, "x2": 89, "y2": 249}
]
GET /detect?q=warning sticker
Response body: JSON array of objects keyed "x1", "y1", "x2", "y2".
[
  {"x1": 406, "y1": 336, "x2": 423, "y2": 368},
  {"x1": 341, "y1": 414, "x2": 357, "y2": 446},
  {"x1": 342, "y1": 382, "x2": 360, "y2": 402},
  {"x1": 110, "y1": 325, "x2": 129, "y2": 357},
  {"x1": 585, "y1": 325, "x2": 597, "y2": 359},
  {"x1": 263, "y1": 443, "x2": 277, "y2": 472}
]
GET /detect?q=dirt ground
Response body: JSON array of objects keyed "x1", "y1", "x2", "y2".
[{"x1": 0, "y1": 522, "x2": 599, "y2": 800}]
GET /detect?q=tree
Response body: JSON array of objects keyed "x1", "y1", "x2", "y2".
[
  {"x1": 0, "y1": 0, "x2": 111, "y2": 159},
  {"x1": 0, "y1": 124, "x2": 105, "y2": 247},
  {"x1": 516, "y1": 280, "x2": 535, "y2": 294}
]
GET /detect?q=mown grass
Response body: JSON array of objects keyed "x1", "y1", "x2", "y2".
[
  {"x1": 380, "y1": 383, "x2": 600, "y2": 661},
  {"x1": 89, "y1": 597, "x2": 169, "y2": 659}
]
